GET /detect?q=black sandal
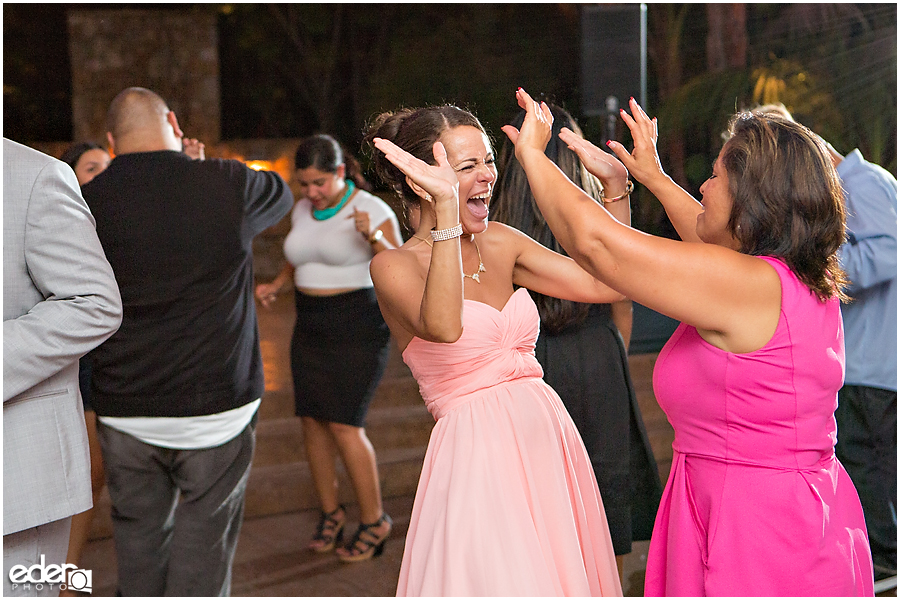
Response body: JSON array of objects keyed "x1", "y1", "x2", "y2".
[
  {"x1": 337, "y1": 513, "x2": 392, "y2": 562},
  {"x1": 308, "y1": 504, "x2": 346, "y2": 553}
]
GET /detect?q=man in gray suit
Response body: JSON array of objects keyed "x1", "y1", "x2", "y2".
[{"x1": 3, "y1": 138, "x2": 122, "y2": 596}]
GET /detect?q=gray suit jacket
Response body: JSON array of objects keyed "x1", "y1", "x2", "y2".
[{"x1": 3, "y1": 138, "x2": 122, "y2": 535}]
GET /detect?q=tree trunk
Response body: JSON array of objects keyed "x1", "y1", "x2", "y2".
[
  {"x1": 649, "y1": 4, "x2": 690, "y2": 187},
  {"x1": 706, "y1": 4, "x2": 747, "y2": 72}
]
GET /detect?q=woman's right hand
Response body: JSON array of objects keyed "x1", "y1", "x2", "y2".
[
  {"x1": 558, "y1": 127, "x2": 629, "y2": 196},
  {"x1": 501, "y1": 88, "x2": 553, "y2": 160},
  {"x1": 606, "y1": 97, "x2": 669, "y2": 188},
  {"x1": 255, "y1": 281, "x2": 281, "y2": 309},
  {"x1": 183, "y1": 138, "x2": 206, "y2": 160},
  {"x1": 372, "y1": 138, "x2": 459, "y2": 211}
]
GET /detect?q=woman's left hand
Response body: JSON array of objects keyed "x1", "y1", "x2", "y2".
[
  {"x1": 501, "y1": 88, "x2": 553, "y2": 160},
  {"x1": 349, "y1": 207, "x2": 371, "y2": 239}
]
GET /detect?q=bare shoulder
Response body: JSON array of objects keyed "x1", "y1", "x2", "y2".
[
  {"x1": 482, "y1": 221, "x2": 530, "y2": 252},
  {"x1": 692, "y1": 249, "x2": 784, "y2": 352},
  {"x1": 484, "y1": 221, "x2": 521, "y2": 240},
  {"x1": 735, "y1": 251, "x2": 782, "y2": 289},
  {"x1": 370, "y1": 245, "x2": 423, "y2": 284},
  {"x1": 479, "y1": 222, "x2": 528, "y2": 270}
]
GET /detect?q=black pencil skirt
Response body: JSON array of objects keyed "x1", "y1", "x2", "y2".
[{"x1": 290, "y1": 287, "x2": 391, "y2": 427}]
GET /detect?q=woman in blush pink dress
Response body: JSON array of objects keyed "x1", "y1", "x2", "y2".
[
  {"x1": 364, "y1": 105, "x2": 623, "y2": 596},
  {"x1": 507, "y1": 88, "x2": 874, "y2": 596}
]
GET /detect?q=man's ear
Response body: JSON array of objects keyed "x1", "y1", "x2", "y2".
[
  {"x1": 167, "y1": 111, "x2": 184, "y2": 139},
  {"x1": 106, "y1": 132, "x2": 116, "y2": 155}
]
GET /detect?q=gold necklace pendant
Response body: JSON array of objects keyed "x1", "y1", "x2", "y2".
[
  {"x1": 411, "y1": 233, "x2": 485, "y2": 283},
  {"x1": 464, "y1": 238, "x2": 486, "y2": 283}
]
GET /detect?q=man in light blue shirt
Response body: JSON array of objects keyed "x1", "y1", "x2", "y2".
[{"x1": 832, "y1": 147, "x2": 897, "y2": 580}]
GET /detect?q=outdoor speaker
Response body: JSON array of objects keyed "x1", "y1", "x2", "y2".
[{"x1": 581, "y1": 4, "x2": 647, "y2": 117}]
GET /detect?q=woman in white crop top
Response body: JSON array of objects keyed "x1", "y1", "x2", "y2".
[{"x1": 255, "y1": 135, "x2": 402, "y2": 562}]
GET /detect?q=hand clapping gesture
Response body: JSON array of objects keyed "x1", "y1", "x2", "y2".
[
  {"x1": 371, "y1": 138, "x2": 459, "y2": 211},
  {"x1": 505, "y1": 88, "x2": 632, "y2": 203}
]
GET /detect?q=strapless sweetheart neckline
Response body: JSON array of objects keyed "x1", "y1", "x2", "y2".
[
  {"x1": 395, "y1": 283, "x2": 621, "y2": 595},
  {"x1": 402, "y1": 287, "x2": 530, "y2": 358},
  {"x1": 463, "y1": 286, "x2": 528, "y2": 313}
]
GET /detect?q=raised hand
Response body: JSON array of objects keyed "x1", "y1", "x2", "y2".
[
  {"x1": 183, "y1": 138, "x2": 206, "y2": 160},
  {"x1": 606, "y1": 97, "x2": 668, "y2": 188},
  {"x1": 558, "y1": 127, "x2": 629, "y2": 195},
  {"x1": 501, "y1": 88, "x2": 553, "y2": 159},
  {"x1": 372, "y1": 138, "x2": 459, "y2": 209}
]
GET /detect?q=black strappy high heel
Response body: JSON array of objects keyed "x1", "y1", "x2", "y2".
[
  {"x1": 337, "y1": 513, "x2": 392, "y2": 562},
  {"x1": 308, "y1": 504, "x2": 346, "y2": 553}
]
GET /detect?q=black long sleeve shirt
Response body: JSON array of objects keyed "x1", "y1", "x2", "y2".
[{"x1": 83, "y1": 150, "x2": 293, "y2": 417}]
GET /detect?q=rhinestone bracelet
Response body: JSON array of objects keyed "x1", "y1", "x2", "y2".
[{"x1": 431, "y1": 223, "x2": 463, "y2": 242}]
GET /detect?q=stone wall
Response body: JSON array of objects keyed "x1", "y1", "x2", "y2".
[
  {"x1": 67, "y1": 8, "x2": 220, "y2": 144},
  {"x1": 45, "y1": 8, "x2": 406, "y2": 282}
]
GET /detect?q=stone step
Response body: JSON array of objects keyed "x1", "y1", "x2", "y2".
[
  {"x1": 243, "y1": 445, "x2": 428, "y2": 519},
  {"x1": 88, "y1": 352, "x2": 675, "y2": 541},
  {"x1": 87, "y1": 420, "x2": 432, "y2": 542},
  {"x1": 260, "y1": 372, "x2": 423, "y2": 416},
  {"x1": 370, "y1": 373, "x2": 426, "y2": 409},
  {"x1": 87, "y1": 332, "x2": 429, "y2": 541},
  {"x1": 252, "y1": 405, "x2": 434, "y2": 468},
  {"x1": 88, "y1": 445, "x2": 428, "y2": 540}
]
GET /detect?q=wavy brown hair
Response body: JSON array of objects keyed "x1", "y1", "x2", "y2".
[
  {"x1": 721, "y1": 111, "x2": 848, "y2": 301},
  {"x1": 364, "y1": 105, "x2": 489, "y2": 211}
]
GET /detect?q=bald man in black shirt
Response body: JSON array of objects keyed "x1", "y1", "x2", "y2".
[{"x1": 83, "y1": 87, "x2": 293, "y2": 596}]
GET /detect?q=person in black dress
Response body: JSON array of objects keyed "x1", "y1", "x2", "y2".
[{"x1": 491, "y1": 104, "x2": 663, "y2": 577}]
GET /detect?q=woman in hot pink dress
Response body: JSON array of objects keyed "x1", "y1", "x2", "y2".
[
  {"x1": 364, "y1": 105, "x2": 623, "y2": 596},
  {"x1": 508, "y1": 88, "x2": 873, "y2": 596}
]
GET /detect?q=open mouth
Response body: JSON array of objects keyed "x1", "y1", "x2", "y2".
[{"x1": 467, "y1": 193, "x2": 490, "y2": 220}]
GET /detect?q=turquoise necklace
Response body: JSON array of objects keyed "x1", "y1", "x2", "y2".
[{"x1": 312, "y1": 180, "x2": 355, "y2": 221}]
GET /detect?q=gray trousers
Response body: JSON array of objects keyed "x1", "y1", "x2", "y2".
[
  {"x1": 98, "y1": 418, "x2": 256, "y2": 596},
  {"x1": 3, "y1": 518, "x2": 71, "y2": 597},
  {"x1": 3, "y1": 517, "x2": 72, "y2": 598}
]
